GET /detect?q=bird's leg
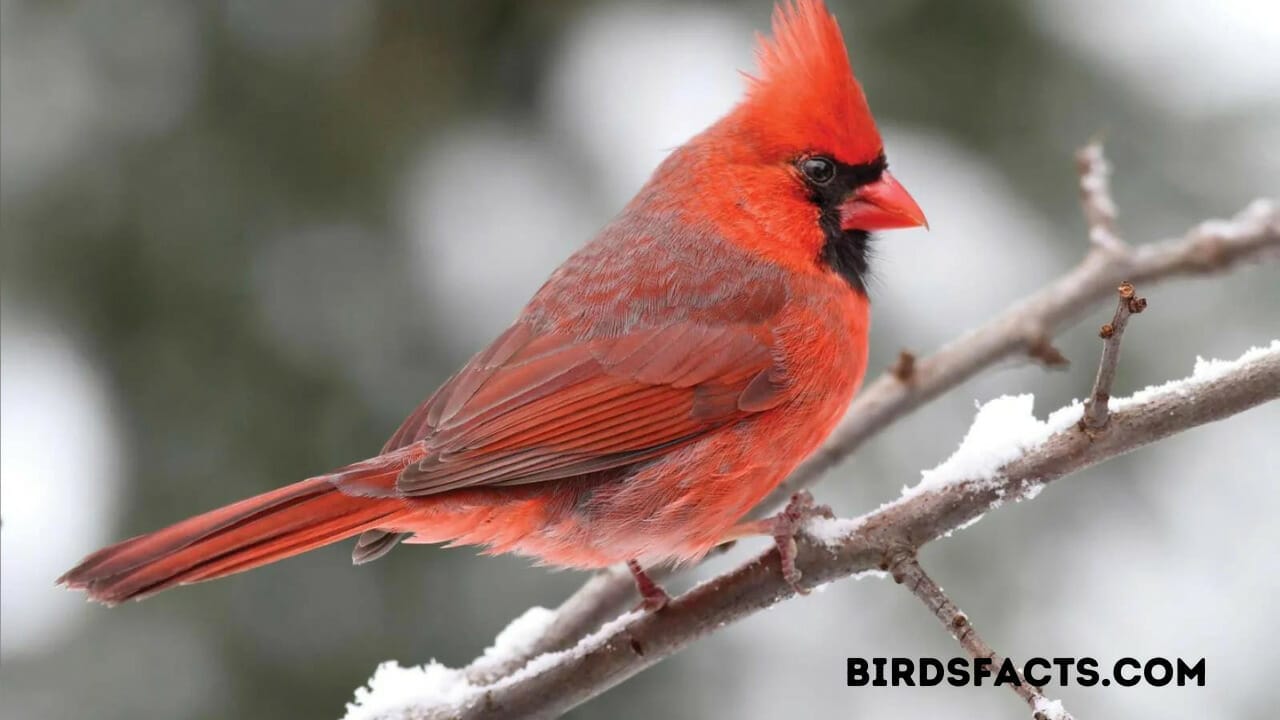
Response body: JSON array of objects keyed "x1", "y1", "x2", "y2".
[
  {"x1": 626, "y1": 559, "x2": 671, "y2": 612},
  {"x1": 724, "y1": 490, "x2": 834, "y2": 594}
]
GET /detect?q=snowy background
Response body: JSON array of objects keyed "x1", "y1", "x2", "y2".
[{"x1": 2, "y1": 1, "x2": 1277, "y2": 718}]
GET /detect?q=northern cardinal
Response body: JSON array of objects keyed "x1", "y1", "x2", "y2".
[{"x1": 60, "y1": 0, "x2": 925, "y2": 608}]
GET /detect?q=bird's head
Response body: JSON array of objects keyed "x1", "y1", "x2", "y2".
[
  {"x1": 731, "y1": 0, "x2": 925, "y2": 234},
  {"x1": 670, "y1": 0, "x2": 925, "y2": 291}
]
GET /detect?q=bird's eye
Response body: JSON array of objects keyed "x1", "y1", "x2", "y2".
[{"x1": 799, "y1": 156, "x2": 836, "y2": 185}]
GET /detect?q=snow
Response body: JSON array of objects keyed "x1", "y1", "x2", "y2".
[
  {"x1": 1032, "y1": 696, "x2": 1072, "y2": 720},
  {"x1": 343, "y1": 608, "x2": 643, "y2": 720},
  {"x1": 1112, "y1": 339, "x2": 1279, "y2": 410},
  {"x1": 895, "y1": 339, "x2": 1277, "y2": 520},
  {"x1": 1019, "y1": 483, "x2": 1046, "y2": 501},
  {"x1": 899, "y1": 339, "x2": 1277, "y2": 505},
  {"x1": 801, "y1": 392, "x2": 1086, "y2": 549},
  {"x1": 803, "y1": 515, "x2": 866, "y2": 548},
  {"x1": 465, "y1": 606, "x2": 557, "y2": 678},
  {"x1": 811, "y1": 569, "x2": 890, "y2": 595},
  {"x1": 900, "y1": 394, "x2": 1084, "y2": 501},
  {"x1": 501, "y1": 609, "x2": 643, "y2": 681},
  {"x1": 345, "y1": 662, "x2": 473, "y2": 720},
  {"x1": 807, "y1": 340, "x2": 1279, "y2": 551},
  {"x1": 344, "y1": 343, "x2": 1277, "y2": 718}
]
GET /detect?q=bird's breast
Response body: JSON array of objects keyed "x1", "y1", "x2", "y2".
[{"x1": 774, "y1": 277, "x2": 871, "y2": 417}]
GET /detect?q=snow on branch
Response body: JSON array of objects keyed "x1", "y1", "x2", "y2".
[
  {"x1": 344, "y1": 608, "x2": 643, "y2": 720},
  {"x1": 782, "y1": 195, "x2": 1277, "y2": 504},
  {"x1": 886, "y1": 282, "x2": 1146, "y2": 720},
  {"x1": 480, "y1": 187, "x2": 1279, "y2": 683},
  {"x1": 344, "y1": 143, "x2": 1279, "y2": 719},
  {"x1": 347, "y1": 340, "x2": 1279, "y2": 719}
]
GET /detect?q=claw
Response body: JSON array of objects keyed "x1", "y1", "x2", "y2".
[
  {"x1": 627, "y1": 559, "x2": 671, "y2": 612},
  {"x1": 770, "y1": 491, "x2": 834, "y2": 594}
]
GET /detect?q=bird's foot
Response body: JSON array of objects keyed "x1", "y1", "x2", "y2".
[
  {"x1": 626, "y1": 559, "x2": 671, "y2": 612},
  {"x1": 768, "y1": 490, "x2": 834, "y2": 594}
]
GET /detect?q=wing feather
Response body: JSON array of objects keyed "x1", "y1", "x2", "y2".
[{"x1": 377, "y1": 319, "x2": 788, "y2": 498}]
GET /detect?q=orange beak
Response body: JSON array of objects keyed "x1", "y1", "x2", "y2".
[{"x1": 839, "y1": 170, "x2": 928, "y2": 231}]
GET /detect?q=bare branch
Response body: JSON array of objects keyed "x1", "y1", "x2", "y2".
[
  {"x1": 888, "y1": 553, "x2": 1074, "y2": 719},
  {"x1": 351, "y1": 343, "x2": 1280, "y2": 720},
  {"x1": 1081, "y1": 282, "x2": 1147, "y2": 429},
  {"x1": 479, "y1": 196, "x2": 1278, "y2": 677},
  {"x1": 1077, "y1": 140, "x2": 1126, "y2": 253}
]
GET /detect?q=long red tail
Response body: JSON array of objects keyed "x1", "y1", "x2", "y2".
[{"x1": 58, "y1": 457, "x2": 410, "y2": 605}]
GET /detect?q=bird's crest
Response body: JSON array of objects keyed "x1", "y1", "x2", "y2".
[{"x1": 735, "y1": 0, "x2": 883, "y2": 165}]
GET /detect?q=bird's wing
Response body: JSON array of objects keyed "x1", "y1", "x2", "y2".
[{"x1": 372, "y1": 320, "x2": 787, "y2": 497}]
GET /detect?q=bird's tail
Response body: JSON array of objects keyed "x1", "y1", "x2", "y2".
[{"x1": 58, "y1": 455, "x2": 411, "y2": 605}]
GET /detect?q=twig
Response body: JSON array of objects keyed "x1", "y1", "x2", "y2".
[
  {"x1": 1027, "y1": 336, "x2": 1070, "y2": 368},
  {"x1": 479, "y1": 195, "x2": 1278, "y2": 677},
  {"x1": 1077, "y1": 140, "x2": 1126, "y2": 253},
  {"x1": 1082, "y1": 282, "x2": 1147, "y2": 429},
  {"x1": 888, "y1": 553, "x2": 1073, "y2": 719},
  {"x1": 891, "y1": 349, "x2": 917, "y2": 382},
  {"x1": 353, "y1": 344, "x2": 1280, "y2": 719}
]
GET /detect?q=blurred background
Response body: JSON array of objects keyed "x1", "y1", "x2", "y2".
[{"x1": 2, "y1": 1, "x2": 1277, "y2": 718}]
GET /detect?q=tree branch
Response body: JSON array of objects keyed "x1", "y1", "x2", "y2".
[
  {"x1": 889, "y1": 275, "x2": 1153, "y2": 720},
  {"x1": 778, "y1": 196, "x2": 1276, "y2": 501},
  {"x1": 349, "y1": 342, "x2": 1279, "y2": 720},
  {"x1": 490, "y1": 193, "x2": 1278, "y2": 676},
  {"x1": 887, "y1": 554, "x2": 1073, "y2": 719},
  {"x1": 346, "y1": 141, "x2": 1279, "y2": 718}
]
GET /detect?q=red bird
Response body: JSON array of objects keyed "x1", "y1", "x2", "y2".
[{"x1": 60, "y1": 0, "x2": 926, "y2": 608}]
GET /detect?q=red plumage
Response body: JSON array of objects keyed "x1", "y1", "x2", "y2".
[{"x1": 59, "y1": 0, "x2": 926, "y2": 605}]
